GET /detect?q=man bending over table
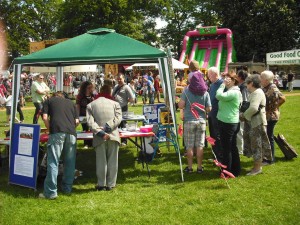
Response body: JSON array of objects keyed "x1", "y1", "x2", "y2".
[
  {"x1": 87, "y1": 84, "x2": 122, "y2": 191},
  {"x1": 39, "y1": 92, "x2": 79, "y2": 199}
]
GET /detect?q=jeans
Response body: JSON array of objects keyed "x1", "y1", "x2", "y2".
[
  {"x1": 148, "y1": 91, "x2": 154, "y2": 104},
  {"x1": 282, "y1": 81, "x2": 287, "y2": 90},
  {"x1": 267, "y1": 120, "x2": 277, "y2": 162},
  {"x1": 44, "y1": 133, "x2": 77, "y2": 198},
  {"x1": 218, "y1": 120, "x2": 241, "y2": 177},
  {"x1": 208, "y1": 116, "x2": 223, "y2": 161},
  {"x1": 33, "y1": 102, "x2": 43, "y2": 124}
]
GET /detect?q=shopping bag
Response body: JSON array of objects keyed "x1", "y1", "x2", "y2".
[{"x1": 274, "y1": 134, "x2": 298, "y2": 160}]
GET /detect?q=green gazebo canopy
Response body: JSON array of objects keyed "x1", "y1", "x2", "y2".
[
  {"x1": 12, "y1": 28, "x2": 184, "y2": 181},
  {"x1": 14, "y1": 28, "x2": 166, "y2": 66}
]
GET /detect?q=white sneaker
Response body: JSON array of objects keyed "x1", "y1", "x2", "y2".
[{"x1": 38, "y1": 193, "x2": 58, "y2": 200}]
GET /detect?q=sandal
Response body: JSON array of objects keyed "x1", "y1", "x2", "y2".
[
  {"x1": 183, "y1": 167, "x2": 193, "y2": 173},
  {"x1": 197, "y1": 167, "x2": 204, "y2": 174}
]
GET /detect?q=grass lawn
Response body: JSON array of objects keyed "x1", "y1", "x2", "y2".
[{"x1": 0, "y1": 95, "x2": 299, "y2": 225}]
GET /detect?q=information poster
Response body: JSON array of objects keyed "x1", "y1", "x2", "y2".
[
  {"x1": 9, "y1": 124, "x2": 40, "y2": 190},
  {"x1": 143, "y1": 103, "x2": 166, "y2": 124},
  {"x1": 143, "y1": 104, "x2": 167, "y2": 142}
]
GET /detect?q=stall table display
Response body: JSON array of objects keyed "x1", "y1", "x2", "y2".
[{"x1": 39, "y1": 129, "x2": 155, "y2": 177}]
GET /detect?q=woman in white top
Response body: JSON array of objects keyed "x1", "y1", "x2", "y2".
[
  {"x1": 4, "y1": 91, "x2": 12, "y2": 123},
  {"x1": 240, "y1": 74, "x2": 271, "y2": 176}
]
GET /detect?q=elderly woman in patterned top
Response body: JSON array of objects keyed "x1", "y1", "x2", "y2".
[
  {"x1": 261, "y1": 71, "x2": 286, "y2": 164},
  {"x1": 240, "y1": 75, "x2": 271, "y2": 175}
]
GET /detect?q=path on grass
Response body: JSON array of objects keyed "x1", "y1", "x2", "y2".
[{"x1": 284, "y1": 92, "x2": 300, "y2": 96}]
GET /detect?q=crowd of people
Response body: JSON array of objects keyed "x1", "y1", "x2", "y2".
[
  {"x1": 0, "y1": 64, "x2": 288, "y2": 199},
  {"x1": 178, "y1": 60, "x2": 286, "y2": 177},
  {"x1": 0, "y1": 69, "x2": 160, "y2": 126},
  {"x1": 38, "y1": 72, "x2": 162, "y2": 199}
]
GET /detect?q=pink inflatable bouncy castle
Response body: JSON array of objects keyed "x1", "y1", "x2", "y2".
[{"x1": 179, "y1": 26, "x2": 236, "y2": 73}]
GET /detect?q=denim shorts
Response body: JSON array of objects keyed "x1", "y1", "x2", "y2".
[{"x1": 183, "y1": 121, "x2": 206, "y2": 149}]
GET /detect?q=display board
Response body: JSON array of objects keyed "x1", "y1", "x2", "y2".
[
  {"x1": 143, "y1": 103, "x2": 167, "y2": 142},
  {"x1": 9, "y1": 123, "x2": 40, "y2": 190},
  {"x1": 143, "y1": 103, "x2": 166, "y2": 124}
]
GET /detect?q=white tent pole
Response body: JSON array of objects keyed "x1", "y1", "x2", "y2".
[
  {"x1": 158, "y1": 60, "x2": 167, "y2": 101},
  {"x1": 159, "y1": 57, "x2": 184, "y2": 182},
  {"x1": 10, "y1": 64, "x2": 21, "y2": 168},
  {"x1": 56, "y1": 66, "x2": 64, "y2": 91}
]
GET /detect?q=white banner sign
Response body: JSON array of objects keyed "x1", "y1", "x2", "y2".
[{"x1": 266, "y1": 49, "x2": 300, "y2": 65}]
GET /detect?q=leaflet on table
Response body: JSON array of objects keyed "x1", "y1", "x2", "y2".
[
  {"x1": 118, "y1": 129, "x2": 144, "y2": 135},
  {"x1": 120, "y1": 131, "x2": 146, "y2": 136},
  {"x1": 144, "y1": 113, "x2": 157, "y2": 120},
  {"x1": 14, "y1": 155, "x2": 34, "y2": 178},
  {"x1": 18, "y1": 126, "x2": 33, "y2": 155},
  {"x1": 122, "y1": 115, "x2": 146, "y2": 120}
]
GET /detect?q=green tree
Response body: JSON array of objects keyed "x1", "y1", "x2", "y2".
[
  {"x1": 0, "y1": 0, "x2": 62, "y2": 60},
  {"x1": 215, "y1": 0, "x2": 299, "y2": 62},
  {"x1": 159, "y1": 0, "x2": 220, "y2": 58},
  {"x1": 56, "y1": 0, "x2": 162, "y2": 46}
]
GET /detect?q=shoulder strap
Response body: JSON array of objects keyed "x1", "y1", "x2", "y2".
[
  {"x1": 183, "y1": 89, "x2": 192, "y2": 105},
  {"x1": 112, "y1": 84, "x2": 124, "y2": 97}
]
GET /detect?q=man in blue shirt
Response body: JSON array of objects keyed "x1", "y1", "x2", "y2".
[
  {"x1": 143, "y1": 75, "x2": 155, "y2": 104},
  {"x1": 207, "y1": 67, "x2": 223, "y2": 161}
]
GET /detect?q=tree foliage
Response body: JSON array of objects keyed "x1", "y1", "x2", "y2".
[
  {"x1": 1, "y1": 0, "x2": 299, "y2": 63},
  {"x1": 159, "y1": 0, "x2": 220, "y2": 58},
  {"x1": 0, "y1": 0, "x2": 62, "y2": 59},
  {"x1": 215, "y1": 0, "x2": 299, "y2": 62},
  {"x1": 56, "y1": 0, "x2": 162, "y2": 45}
]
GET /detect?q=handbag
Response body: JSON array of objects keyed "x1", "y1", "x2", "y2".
[
  {"x1": 240, "y1": 101, "x2": 264, "y2": 116},
  {"x1": 240, "y1": 101, "x2": 250, "y2": 113},
  {"x1": 274, "y1": 134, "x2": 298, "y2": 160}
]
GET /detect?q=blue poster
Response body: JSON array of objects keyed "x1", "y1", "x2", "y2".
[
  {"x1": 9, "y1": 123, "x2": 40, "y2": 190},
  {"x1": 143, "y1": 103, "x2": 166, "y2": 124},
  {"x1": 143, "y1": 104, "x2": 167, "y2": 142}
]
